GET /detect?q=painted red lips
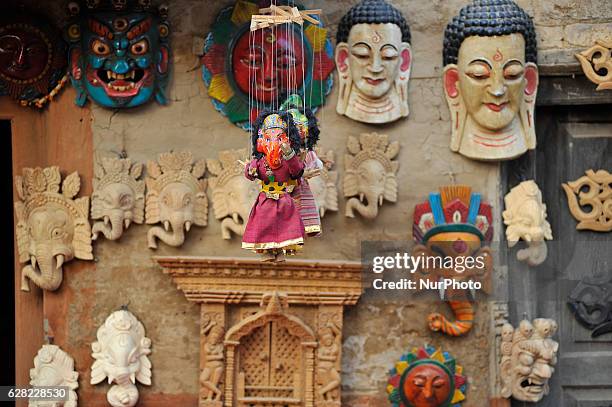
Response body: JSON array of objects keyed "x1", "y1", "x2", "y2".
[{"x1": 485, "y1": 102, "x2": 508, "y2": 112}]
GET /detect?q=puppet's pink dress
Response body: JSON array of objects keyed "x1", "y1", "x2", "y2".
[
  {"x1": 242, "y1": 154, "x2": 305, "y2": 252},
  {"x1": 292, "y1": 150, "x2": 323, "y2": 236}
]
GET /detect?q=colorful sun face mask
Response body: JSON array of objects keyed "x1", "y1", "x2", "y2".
[
  {"x1": 387, "y1": 345, "x2": 467, "y2": 407},
  {"x1": 0, "y1": 12, "x2": 68, "y2": 107},
  {"x1": 66, "y1": 0, "x2": 170, "y2": 108},
  {"x1": 202, "y1": 0, "x2": 334, "y2": 131}
]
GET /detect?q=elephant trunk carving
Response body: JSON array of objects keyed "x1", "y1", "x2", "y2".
[
  {"x1": 221, "y1": 213, "x2": 247, "y2": 240},
  {"x1": 428, "y1": 300, "x2": 475, "y2": 337},
  {"x1": 147, "y1": 213, "x2": 189, "y2": 248},
  {"x1": 92, "y1": 209, "x2": 127, "y2": 241},
  {"x1": 345, "y1": 193, "x2": 382, "y2": 219},
  {"x1": 21, "y1": 243, "x2": 72, "y2": 292}
]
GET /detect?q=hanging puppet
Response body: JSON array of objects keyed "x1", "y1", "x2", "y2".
[
  {"x1": 412, "y1": 185, "x2": 493, "y2": 337},
  {"x1": 66, "y1": 0, "x2": 170, "y2": 108},
  {"x1": 242, "y1": 110, "x2": 305, "y2": 261},
  {"x1": 202, "y1": 0, "x2": 334, "y2": 130},
  {"x1": 0, "y1": 11, "x2": 68, "y2": 107},
  {"x1": 335, "y1": 0, "x2": 412, "y2": 124},
  {"x1": 442, "y1": 0, "x2": 538, "y2": 161},
  {"x1": 281, "y1": 95, "x2": 323, "y2": 236}
]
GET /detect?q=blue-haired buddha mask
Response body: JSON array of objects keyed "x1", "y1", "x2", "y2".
[{"x1": 66, "y1": 0, "x2": 170, "y2": 108}]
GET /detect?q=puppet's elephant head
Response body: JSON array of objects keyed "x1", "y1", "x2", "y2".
[{"x1": 343, "y1": 133, "x2": 399, "y2": 220}]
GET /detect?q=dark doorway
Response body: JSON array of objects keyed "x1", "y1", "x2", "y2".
[{"x1": 0, "y1": 120, "x2": 15, "y2": 387}]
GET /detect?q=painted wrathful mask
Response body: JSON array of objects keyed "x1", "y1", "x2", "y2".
[
  {"x1": 0, "y1": 12, "x2": 67, "y2": 107},
  {"x1": 443, "y1": 0, "x2": 538, "y2": 161},
  {"x1": 66, "y1": 0, "x2": 170, "y2": 108}
]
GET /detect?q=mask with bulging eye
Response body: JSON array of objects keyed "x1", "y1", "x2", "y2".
[{"x1": 66, "y1": 0, "x2": 170, "y2": 108}]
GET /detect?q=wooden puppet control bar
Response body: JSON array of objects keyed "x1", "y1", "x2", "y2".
[{"x1": 250, "y1": 5, "x2": 321, "y2": 31}]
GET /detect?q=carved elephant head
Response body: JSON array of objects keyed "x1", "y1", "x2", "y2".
[
  {"x1": 145, "y1": 151, "x2": 208, "y2": 248},
  {"x1": 207, "y1": 149, "x2": 259, "y2": 239},
  {"x1": 91, "y1": 310, "x2": 152, "y2": 407},
  {"x1": 503, "y1": 180, "x2": 553, "y2": 266},
  {"x1": 308, "y1": 148, "x2": 339, "y2": 218},
  {"x1": 91, "y1": 156, "x2": 145, "y2": 241},
  {"x1": 343, "y1": 133, "x2": 399, "y2": 219},
  {"x1": 14, "y1": 167, "x2": 93, "y2": 292}
]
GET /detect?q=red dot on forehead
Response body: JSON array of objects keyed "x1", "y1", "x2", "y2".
[{"x1": 493, "y1": 49, "x2": 503, "y2": 61}]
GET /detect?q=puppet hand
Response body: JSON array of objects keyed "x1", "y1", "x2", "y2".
[
  {"x1": 280, "y1": 142, "x2": 293, "y2": 157},
  {"x1": 304, "y1": 168, "x2": 321, "y2": 179}
]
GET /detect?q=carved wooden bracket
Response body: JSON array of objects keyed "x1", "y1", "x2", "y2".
[
  {"x1": 155, "y1": 257, "x2": 362, "y2": 407},
  {"x1": 155, "y1": 256, "x2": 363, "y2": 305},
  {"x1": 575, "y1": 40, "x2": 612, "y2": 91}
]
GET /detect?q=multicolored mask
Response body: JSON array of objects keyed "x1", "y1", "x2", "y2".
[
  {"x1": 0, "y1": 12, "x2": 67, "y2": 107},
  {"x1": 412, "y1": 185, "x2": 493, "y2": 336},
  {"x1": 66, "y1": 0, "x2": 170, "y2": 108},
  {"x1": 387, "y1": 345, "x2": 467, "y2": 407},
  {"x1": 256, "y1": 114, "x2": 289, "y2": 169},
  {"x1": 442, "y1": 0, "x2": 538, "y2": 161},
  {"x1": 202, "y1": 0, "x2": 334, "y2": 130}
]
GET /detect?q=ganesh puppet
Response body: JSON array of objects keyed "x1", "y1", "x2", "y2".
[
  {"x1": 412, "y1": 185, "x2": 493, "y2": 337},
  {"x1": 242, "y1": 111, "x2": 306, "y2": 262},
  {"x1": 443, "y1": 0, "x2": 538, "y2": 161},
  {"x1": 335, "y1": 0, "x2": 412, "y2": 124},
  {"x1": 281, "y1": 95, "x2": 324, "y2": 236},
  {"x1": 66, "y1": 0, "x2": 170, "y2": 108}
]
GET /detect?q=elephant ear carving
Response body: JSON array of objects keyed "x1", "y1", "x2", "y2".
[
  {"x1": 343, "y1": 167, "x2": 358, "y2": 198},
  {"x1": 211, "y1": 189, "x2": 229, "y2": 220},
  {"x1": 62, "y1": 172, "x2": 81, "y2": 199},
  {"x1": 326, "y1": 171, "x2": 339, "y2": 212},
  {"x1": 145, "y1": 178, "x2": 160, "y2": 224},
  {"x1": 14, "y1": 201, "x2": 29, "y2": 263},
  {"x1": 133, "y1": 196, "x2": 145, "y2": 224},
  {"x1": 194, "y1": 179, "x2": 208, "y2": 226},
  {"x1": 90, "y1": 191, "x2": 104, "y2": 220},
  {"x1": 15, "y1": 175, "x2": 25, "y2": 201},
  {"x1": 384, "y1": 174, "x2": 398, "y2": 202},
  {"x1": 73, "y1": 197, "x2": 93, "y2": 260}
]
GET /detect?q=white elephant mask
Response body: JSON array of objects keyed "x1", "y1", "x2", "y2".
[
  {"x1": 503, "y1": 180, "x2": 553, "y2": 266},
  {"x1": 91, "y1": 156, "x2": 145, "y2": 241},
  {"x1": 145, "y1": 151, "x2": 208, "y2": 249},
  {"x1": 29, "y1": 344, "x2": 79, "y2": 407},
  {"x1": 14, "y1": 166, "x2": 93, "y2": 292},
  {"x1": 91, "y1": 309, "x2": 152, "y2": 407},
  {"x1": 343, "y1": 132, "x2": 399, "y2": 219},
  {"x1": 207, "y1": 148, "x2": 259, "y2": 239}
]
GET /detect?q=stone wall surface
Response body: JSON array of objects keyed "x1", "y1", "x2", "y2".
[{"x1": 8, "y1": 0, "x2": 609, "y2": 405}]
